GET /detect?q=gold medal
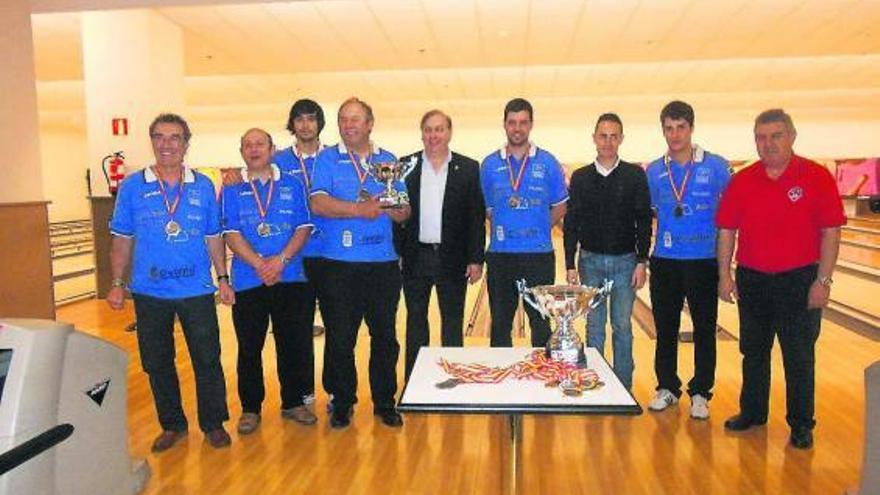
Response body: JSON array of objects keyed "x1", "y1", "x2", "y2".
[
  {"x1": 165, "y1": 220, "x2": 181, "y2": 236},
  {"x1": 248, "y1": 173, "x2": 276, "y2": 238},
  {"x1": 505, "y1": 149, "x2": 529, "y2": 210},
  {"x1": 348, "y1": 148, "x2": 373, "y2": 204}
]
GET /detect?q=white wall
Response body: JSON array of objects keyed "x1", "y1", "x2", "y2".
[
  {"x1": 185, "y1": 114, "x2": 880, "y2": 169},
  {"x1": 39, "y1": 127, "x2": 90, "y2": 222}
]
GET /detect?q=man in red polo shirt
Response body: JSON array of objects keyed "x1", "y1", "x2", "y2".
[{"x1": 716, "y1": 108, "x2": 845, "y2": 450}]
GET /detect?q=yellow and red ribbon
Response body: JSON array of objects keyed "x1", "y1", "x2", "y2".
[{"x1": 437, "y1": 350, "x2": 601, "y2": 390}]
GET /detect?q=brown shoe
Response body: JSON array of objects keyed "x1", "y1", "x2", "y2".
[
  {"x1": 205, "y1": 428, "x2": 231, "y2": 448},
  {"x1": 281, "y1": 405, "x2": 318, "y2": 425},
  {"x1": 237, "y1": 413, "x2": 261, "y2": 435},
  {"x1": 151, "y1": 430, "x2": 187, "y2": 453}
]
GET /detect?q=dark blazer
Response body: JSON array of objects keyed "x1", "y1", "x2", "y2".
[{"x1": 394, "y1": 151, "x2": 486, "y2": 278}]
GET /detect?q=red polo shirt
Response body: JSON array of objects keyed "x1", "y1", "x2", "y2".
[{"x1": 716, "y1": 154, "x2": 845, "y2": 273}]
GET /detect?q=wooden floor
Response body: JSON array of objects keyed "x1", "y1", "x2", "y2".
[{"x1": 56, "y1": 277, "x2": 879, "y2": 495}]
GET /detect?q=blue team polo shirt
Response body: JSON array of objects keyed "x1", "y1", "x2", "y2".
[
  {"x1": 274, "y1": 146, "x2": 324, "y2": 259},
  {"x1": 481, "y1": 143, "x2": 569, "y2": 253},
  {"x1": 221, "y1": 164, "x2": 313, "y2": 291},
  {"x1": 110, "y1": 166, "x2": 220, "y2": 299},
  {"x1": 646, "y1": 145, "x2": 731, "y2": 259},
  {"x1": 310, "y1": 142, "x2": 403, "y2": 263}
]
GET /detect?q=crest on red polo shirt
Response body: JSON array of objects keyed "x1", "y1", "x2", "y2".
[{"x1": 787, "y1": 186, "x2": 804, "y2": 202}]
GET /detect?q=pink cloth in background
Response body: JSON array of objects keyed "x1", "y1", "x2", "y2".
[{"x1": 836, "y1": 158, "x2": 879, "y2": 196}]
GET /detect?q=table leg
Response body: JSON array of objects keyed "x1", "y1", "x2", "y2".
[{"x1": 501, "y1": 414, "x2": 523, "y2": 495}]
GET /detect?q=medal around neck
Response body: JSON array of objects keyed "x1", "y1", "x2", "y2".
[
  {"x1": 674, "y1": 204, "x2": 684, "y2": 218},
  {"x1": 518, "y1": 279, "x2": 613, "y2": 367},
  {"x1": 365, "y1": 156, "x2": 417, "y2": 209},
  {"x1": 165, "y1": 220, "x2": 181, "y2": 237}
]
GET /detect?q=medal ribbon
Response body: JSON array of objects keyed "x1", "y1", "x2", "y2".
[
  {"x1": 437, "y1": 350, "x2": 601, "y2": 389},
  {"x1": 294, "y1": 145, "x2": 315, "y2": 190},
  {"x1": 505, "y1": 150, "x2": 529, "y2": 196},
  {"x1": 153, "y1": 166, "x2": 184, "y2": 220},
  {"x1": 347, "y1": 146, "x2": 372, "y2": 188},
  {"x1": 248, "y1": 174, "x2": 275, "y2": 222},
  {"x1": 664, "y1": 152, "x2": 692, "y2": 206}
]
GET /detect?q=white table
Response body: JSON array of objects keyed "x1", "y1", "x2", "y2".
[{"x1": 398, "y1": 347, "x2": 641, "y2": 495}]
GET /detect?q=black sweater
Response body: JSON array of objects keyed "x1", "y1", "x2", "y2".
[{"x1": 562, "y1": 160, "x2": 652, "y2": 269}]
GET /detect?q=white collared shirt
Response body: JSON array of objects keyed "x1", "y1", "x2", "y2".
[
  {"x1": 242, "y1": 163, "x2": 282, "y2": 183},
  {"x1": 143, "y1": 165, "x2": 196, "y2": 184},
  {"x1": 594, "y1": 157, "x2": 621, "y2": 177},
  {"x1": 418, "y1": 150, "x2": 451, "y2": 243}
]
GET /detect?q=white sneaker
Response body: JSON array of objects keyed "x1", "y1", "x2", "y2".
[
  {"x1": 648, "y1": 389, "x2": 679, "y2": 411},
  {"x1": 690, "y1": 394, "x2": 710, "y2": 420}
]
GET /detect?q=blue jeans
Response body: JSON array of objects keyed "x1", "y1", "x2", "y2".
[
  {"x1": 133, "y1": 293, "x2": 229, "y2": 433},
  {"x1": 578, "y1": 251, "x2": 636, "y2": 389}
]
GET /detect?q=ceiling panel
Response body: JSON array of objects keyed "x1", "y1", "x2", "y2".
[{"x1": 29, "y1": 0, "x2": 880, "y2": 130}]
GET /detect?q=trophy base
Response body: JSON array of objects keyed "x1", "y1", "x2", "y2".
[
  {"x1": 545, "y1": 344, "x2": 587, "y2": 368},
  {"x1": 379, "y1": 201, "x2": 409, "y2": 210}
]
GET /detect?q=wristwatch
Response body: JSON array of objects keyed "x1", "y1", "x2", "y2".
[
  {"x1": 817, "y1": 276, "x2": 833, "y2": 288},
  {"x1": 111, "y1": 278, "x2": 127, "y2": 289},
  {"x1": 217, "y1": 274, "x2": 231, "y2": 284},
  {"x1": 280, "y1": 254, "x2": 291, "y2": 265}
]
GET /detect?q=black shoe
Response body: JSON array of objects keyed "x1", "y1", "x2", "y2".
[
  {"x1": 374, "y1": 408, "x2": 403, "y2": 428},
  {"x1": 789, "y1": 427, "x2": 813, "y2": 449},
  {"x1": 330, "y1": 407, "x2": 352, "y2": 429},
  {"x1": 724, "y1": 414, "x2": 766, "y2": 431}
]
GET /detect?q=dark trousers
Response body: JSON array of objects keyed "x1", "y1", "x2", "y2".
[
  {"x1": 736, "y1": 264, "x2": 821, "y2": 429},
  {"x1": 403, "y1": 245, "x2": 467, "y2": 379},
  {"x1": 304, "y1": 256, "x2": 325, "y2": 401},
  {"x1": 231, "y1": 282, "x2": 314, "y2": 413},
  {"x1": 487, "y1": 252, "x2": 554, "y2": 348},
  {"x1": 649, "y1": 257, "x2": 718, "y2": 399},
  {"x1": 133, "y1": 293, "x2": 229, "y2": 433},
  {"x1": 320, "y1": 259, "x2": 401, "y2": 411}
]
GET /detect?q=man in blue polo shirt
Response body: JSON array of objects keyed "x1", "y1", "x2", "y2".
[
  {"x1": 273, "y1": 99, "x2": 327, "y2": 330},
  {"x1": 107, "y1": 113, "x2": 233, "y2": 452},
  {"x1": 481, "y1": 98, "x2": 568, "y2": 348},
  {"x1": 645, "y1": 100, "x2": 731, "y2": 420},
  {"x1": 272, "y1": 99, "x2": 328, "y2": 412},
  {"x1": 222, "y1": 128, "x2": 315, "y2": 433},
  {"x1": 309, "y1": 97, "x2": 410, "y2": 429}
]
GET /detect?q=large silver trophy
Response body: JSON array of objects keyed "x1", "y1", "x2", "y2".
[
  {"x1": 517, "y1": 279, "x2": 613, "y2": 366},
  {"x1": 367, "y1": 156, "x2": 416, "y2": 209}
]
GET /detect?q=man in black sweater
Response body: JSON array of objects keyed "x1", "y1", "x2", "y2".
[{"x1": 563, "y1": 113, "x2": 652, "y2": 390}]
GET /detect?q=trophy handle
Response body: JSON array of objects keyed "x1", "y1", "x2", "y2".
[
  {"x1": 516, "y1": 279, "x2": 549, "y2": 319},
  {"x1": 587, "y1": 279, "x2": 614, "y2": 310},
  {"x1": 399, "y1": 156, "x2": 418, "y2": 181}
]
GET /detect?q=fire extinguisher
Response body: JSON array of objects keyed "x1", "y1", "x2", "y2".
[{"x1": 102, "y1": 151, "x2": 126, "y2": 196}]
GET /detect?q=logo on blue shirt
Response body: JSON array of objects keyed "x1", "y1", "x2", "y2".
[{"x1": 149, "y1": 265, "x2": 196, "y2": 280}]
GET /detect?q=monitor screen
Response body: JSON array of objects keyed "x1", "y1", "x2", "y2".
[{"x1": 0, "y1": 349, "x2": 12, "y2": 405}]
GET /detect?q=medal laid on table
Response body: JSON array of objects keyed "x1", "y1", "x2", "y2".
[
  {"x1": 153, "y1": 166, "x2": 185, "y2": 238},
  {"x1": 248, "y1": 173, "x2": 276, "y2": 238},
  {"x1": 506, "y1": 149, "x2": 530, "y2": 210},
  {"x1": 664, "y1": 152, "x2": 692, "y2": 219},
  {"x1": 347, "y1": 147, "x2": 373, "y2": 203}
]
